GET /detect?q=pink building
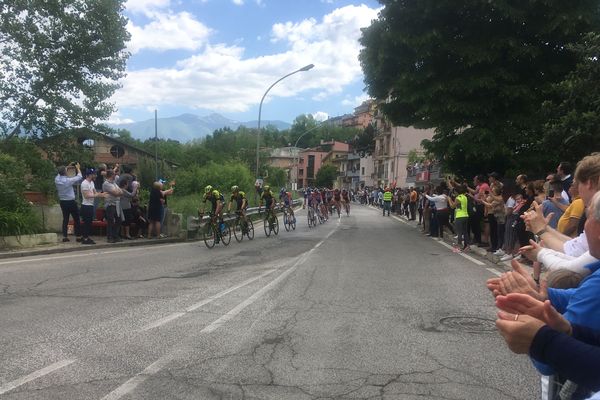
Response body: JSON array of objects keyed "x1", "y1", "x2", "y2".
[{"x1": 297, "y1": 149, "x2": 328, "y2": 189}]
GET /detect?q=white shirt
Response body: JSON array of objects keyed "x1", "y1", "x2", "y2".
[
  {"x1": 81, "y1": 179, "x2": 96, "y2": 206},
  {"x1": 537, "y1": 249, "x2": 596, "y2": 276},
  {"x1": 563, "y1": 232, "x2": 589, "y2": 257},
  {"x1": 425, "y1": 194, "x2": 449, "y2": 210}
]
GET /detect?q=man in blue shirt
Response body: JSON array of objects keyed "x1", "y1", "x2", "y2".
[{"x1": 54, "y1": 163, "x2": 83, "y2": 242}]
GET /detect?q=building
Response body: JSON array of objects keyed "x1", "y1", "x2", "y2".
[
  {"x1": 341, "y1": 100, "x2": 375, "y2": 130},
  {"x1": 335, "y1": 153, "x2": 361, "y2": 190},
  {"x1": 360, "y1": 155, "x2": 375, "y2": 188},
  {"x1": 267, "y1": 147, "x2": 301, "y2": 186},
  {"x1": 296, "y1": 148, "x2": 328, "y2": 189}
]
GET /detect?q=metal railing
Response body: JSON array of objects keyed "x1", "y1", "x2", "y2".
[{"x1": 186, "y1": 199, "x2": 302, "y2": 232}]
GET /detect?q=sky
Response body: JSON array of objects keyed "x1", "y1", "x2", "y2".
[{"x1": 108, "y1": 0, "x2": 381, "y2": 125}]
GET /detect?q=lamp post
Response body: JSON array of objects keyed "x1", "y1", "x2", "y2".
[{"x1": 255, "y1": 64, "x2": 314, "y2": 181}]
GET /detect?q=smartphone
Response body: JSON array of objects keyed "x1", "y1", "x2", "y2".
[{"x1": 548, "y1": 189, "x2": 555, "y2": 197}]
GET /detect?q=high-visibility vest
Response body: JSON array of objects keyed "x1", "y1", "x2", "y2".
[{"x1": 383, "y1": 191, "x2": 392, "y2": 201}]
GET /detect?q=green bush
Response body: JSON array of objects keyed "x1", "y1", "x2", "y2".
[
  {"x1": 175, "y1": 161, "x2": 255, "y2": 197},
  {"x1": 0, "y1": 153, "x2": 43, "y2": 236},
  {"x1": 0, "y1": 138, "x2": 56, "y2": 196}
]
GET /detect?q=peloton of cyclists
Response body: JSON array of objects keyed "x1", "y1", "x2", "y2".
[{"x1": 228, "y1": 185, "x2": 250, "y2": 235}]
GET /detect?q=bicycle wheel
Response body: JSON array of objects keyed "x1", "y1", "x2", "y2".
[
  {"x1": 263, "y1": 216, "x2": 271, "y2": 237},
  {"x1": 283, "y1": 212, "x2": 290, "y2": 231},
  {"x1": 233, "y1": 218, "x2": 244, "y2": 242},
  {"x1": 291, "y1": 213, "x2": 296, "y2": 230},
  {"x1": 203, "y1": 223, "x2": 216, "y2": 248},
  {"x1": 346, "y1": 204, "x2": 350, "y2": 216},
  {"x1": 307, "y1": 210, "x2": 313, "y2": 228},
  {"x1": 272, "y1": 215, "x2": 279, "y2": 235},
  {"x1": 221, "y1": 223, "x2": 231, "y2": 246},
  {"x1": 246, "y1": 219, "x2": 254, "y2": 240}
]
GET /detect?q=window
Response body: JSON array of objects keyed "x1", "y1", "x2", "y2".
[
  {"x1": 78, "y1": 138, "x2": 95, "y2": 148},
  {"x1": 110, "y1": 145, "x2": 125, "y2": 158},
  {"x1": 362, "y1": 167, "x2": 365, "y2": 175}
]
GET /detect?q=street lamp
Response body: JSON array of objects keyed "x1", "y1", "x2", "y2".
[{"x1": 255, "y1": 64, "x2": 314, "y2": 181}]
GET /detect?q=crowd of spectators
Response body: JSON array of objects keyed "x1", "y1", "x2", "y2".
[
  {"x1": 361, "y1": 154, "x2": 599, "y2": 398},
  {"x1": 54, "y1": 163, "x2": 174, "y2": 244}
]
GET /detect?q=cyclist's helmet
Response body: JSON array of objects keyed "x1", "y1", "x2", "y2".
[
  {"x1": 280, "y1": 188, "x2": 286, "y2": 194},
  {"x1": 204, "y1": 185, "x2": 213, "y2": 194},
  {"x1": 263, "y1": 185, "x2": 270, "y2": 191},
  {"x1": 334, "y1": 188, "x2": 340, "y2": 192},
  {"x1": 231, "y1": 185, "x2": 239, "y2": 192}
]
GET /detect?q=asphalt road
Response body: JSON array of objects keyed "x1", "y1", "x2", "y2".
[{"x1": 0, "y1": 205, "x2": 540, "y2": 399}]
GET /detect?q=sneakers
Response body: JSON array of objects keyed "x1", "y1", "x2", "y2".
[
  {"x1": 62, "y1": 237, "x2": 70, "y2": 242},
  {"x1": 494, "y1": 249, "x2": 505, "y2": 256},
  {"x1": 159, "y1": 233, "x2": 167, "y2": 238},
  {"x1": 81, "y1": 238, "x2": 96, "y2": 245},
  {"x1": 500, "y1": 254, "x2": 514, "y2": 261}
]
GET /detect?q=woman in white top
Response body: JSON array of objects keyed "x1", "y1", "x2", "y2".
[{"x1": 426, "y1": 187, "x2": 455, "y2": 239}]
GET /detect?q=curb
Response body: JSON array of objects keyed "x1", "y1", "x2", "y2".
[{"x1": 0, "y1": 236, "x2": 186, "y2": 260}]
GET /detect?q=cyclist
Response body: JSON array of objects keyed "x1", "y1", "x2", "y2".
[
  {"x1": 200, "y1": 185, "x2": 225, "y2": 242},
  {"x1": 279, "y1": 187, "x2": 296, "y2": 224},
  {"x1": 332, "y1": 188, "x2": 342, "y2": 217},
  {"x1": 228, "y1": 185, "x2": 249, "y2": 233},
  {"x1": 309, "y1": 188, "x2": 320, "y2": 211},
  {"x1": 341, "y1": 188, "x2": 351, "y2": 215},
  {"x1": 259, "y1": 185, "x2": 276, "y2": 228}
]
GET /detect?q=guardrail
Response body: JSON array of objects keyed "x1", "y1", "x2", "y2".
[{"x1": 186, "y1": 199, "x2": 303, "y2": 232}]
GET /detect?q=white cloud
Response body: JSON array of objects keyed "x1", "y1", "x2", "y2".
[
  {"x1": 127, "y1": 12, "x2": 211, "y2": 54},
  {"x1": 232, "y1": 0, "x2": 244, "y2": 5},
  {"x1": 312, "y1": 111, "x2": 329, "y2": 121},
  {"x1": 342, "y1": 94, "x2": 370, "y2": 107},
  {"x1": 125, "y1": 0, "x2": 171, "y2": 15},
  {"x1": 113, "y1": 4, "x2": 380, "y2": 115}
]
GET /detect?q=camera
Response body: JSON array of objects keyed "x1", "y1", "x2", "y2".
[{"x1": 548, "y1": 189, "x2": 555, "y2": 198}]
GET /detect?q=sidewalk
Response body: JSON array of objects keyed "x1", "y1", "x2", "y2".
[{"x1": 0, "y1": 234, "x2": 185, "y2": 260}]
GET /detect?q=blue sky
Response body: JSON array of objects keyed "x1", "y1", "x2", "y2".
[{"x1": 109, "y1": 0, "x2": 381, "y2": 126}]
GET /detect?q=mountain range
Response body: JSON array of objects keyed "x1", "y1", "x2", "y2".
[{"x1": 109, "y1": 113, "x2": 291, "y2": 143}]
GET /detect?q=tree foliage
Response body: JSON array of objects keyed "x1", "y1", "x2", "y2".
[
  {"x1": 360, "y1": 0, "x2": 600, "y2": 176},
  {"x1": 542, "y1": 32, "x2": 600, "y2": 165},
  {"x1": 315, "y1": 164, "x2": 338, "y2": 188},
  {"x1": 353, "y1": 124, "x2": 376, "y2": 157},
  {"x1": 0, "y1": 0, "x2": 130, "y2": 139}
]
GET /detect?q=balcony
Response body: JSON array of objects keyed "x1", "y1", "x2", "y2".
[{"x1": 406, "y1": 161, "x2": 443, "y2": 183}]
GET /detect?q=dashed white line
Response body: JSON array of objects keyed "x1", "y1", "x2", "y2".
[
  {"x1": 101, "y1": 224, "x2": 339, "y2": 400},
  {"x1": 486, "y1": 268, "x2": 503, "y2": 277},
  {"x1": 141, "y1": 269, "x2": 277, "y2": 331},
  {"x1": 0, "y1": 359, "x2": 76, "y2": 395}
]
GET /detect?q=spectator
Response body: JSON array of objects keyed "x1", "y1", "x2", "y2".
[
  {"x1": 382, "y1": 187, "x2": 392, "y2": 216},
  {"x1": 426, "y1": 187, "x2": 454, "y2": 239},
  {"x1": 467, "y1": 174, "x2": 490, "y2": 246},
  {"x1": 118, "y1": 178, "x2": 136, "y2": 240},
  {"x1": 542, "y1": 178, "x2": 569, "y2": 229},
  {"x1": 102, "y1": 170, "x2": 122, "y2": 243},
  {"x1": 147, "y1": 181, "x2": 174, "y2": 239},
  {"x1": 448, "y1": 184, "x2": 470, "y2": 252},
  {"x1": 130, "y1": 198, "x2": 148, "y2": 238},
  {"x1": 160, "y1": 179, "x2": 175, "y2": 237},
  {"x1": 93, "y1": 163, "x2": 106, "y2": 218},
  {"x1": 494, "y1": 293, "x2": 600, "y2": 396},
  {"x1": 80, "y1": 169, "x2": 106, "y2": 245},
  {"x1": 557, "y1": 161, "x2": 574, "y2": 202},
  {"x1": 523, "y1": 153, "x2": 600, "y2": 257},
  {"x1": 557, "y1": 182, "x2": 585, "y2": 237},
  {"x1": 54, "y1": 163, "x2": 83, "y2": 243},
  {"x1": 482, "y1": 185, "x2": 505, "y2": 253},
  {"x1": 417, "y1": 188, "x2": 424, "y2": 225},
  {"x1": 409, "y1": 187, "x2": 417, "y2": 220}
]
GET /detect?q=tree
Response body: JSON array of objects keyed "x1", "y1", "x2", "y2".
[
  {"x1": 360, "y1": 0, "x2": 600, "y2": 176},
  {"x1": 542, "y1": 32, "x2": 600, "y2": 166},
  {"x1": 353, "y1": 124, "x2": 376, "y2": 157},
  {"x1": 315, "y1": 164, "x2": 338, "y2": 188},
  {"x1": 0, "y1": 0, "x2": 130, "y2": 139}
]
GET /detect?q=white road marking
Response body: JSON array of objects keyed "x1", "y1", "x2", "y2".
[
  {"x1": 100, "y1": 355, "x2": 177, "y2": 400},
  {"x1": 0, "y1": 359, "x2": 76, "y2": 395},
  {"x1": 486, "y1": 268, "x2": 503, "y2": 277},
  {"x1": 141, "y1": 269, "x2": 278, "y2": 331},
  {"x1": 101, "y1": 225, "x2": 339, "y2": 400},
  {"x1": 434, "y1": 240, "x2": 486, "y2": 266},
  {"x1": 0, "y1": 242, "x2": 192, "y2": 266},
  {"x1": 202, "y1": 226, "x2": 337, "y2": 334},
  {"x1": 392, "y1": 216, "x2": 408, "y2": 224}
]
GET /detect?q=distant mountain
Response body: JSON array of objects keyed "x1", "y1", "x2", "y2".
[{"x1": 109, "y1": 113, "x2": 291, "y2": 143}]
